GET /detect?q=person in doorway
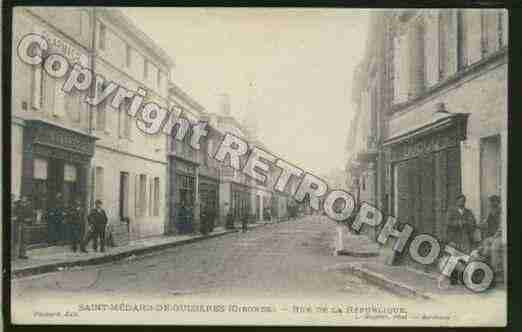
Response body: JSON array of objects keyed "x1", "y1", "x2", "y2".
[
  {"x1": 13, "y1": 195, "x2": 33, "y2": 259},
  {"x1": 47, "y1": 194, "x2": 66, "y2": 245},
  {"x1": 480, "y1": 195, "x2": 501, "y2": 239},
  {"x1": 83, "y1": 200, "x2": 108, "y2": 252},
  {"x1": 66, "y1": 199, "x2": 86, "y2": 253},
  {"x1": 446, "y1": 194, "x2": 476, "y2": 254},
  {"x1": 200, "y1": 203, "x2": 209, "y2": 235},
  {"x1": 225, "y1": 210, "x2": 234, "y2": 230},
  {"x1": 241, "y1": 208, "x2": 249, "y2": 233}
]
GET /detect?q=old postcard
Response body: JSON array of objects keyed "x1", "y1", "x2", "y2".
[{"x1": 8, "y1": 7, "x2": 508, "y2": 326}]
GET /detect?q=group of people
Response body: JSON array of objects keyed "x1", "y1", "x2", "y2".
[
  {"x1": 11, "y1": 193, "x2": 110, "y2": 260},
  {"x1": 443, "y1": 194, "x2": 502, "y2": 285},
  {"x1": 446, "y1": 194, "x2": 501, "y2": 253},
  {"x1": 225, "y1": 207, "x2": 250, "y2": 233}
]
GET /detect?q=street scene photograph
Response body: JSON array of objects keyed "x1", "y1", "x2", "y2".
[{"x1": 8, "y1": 7, "x2": 508, "y2": 326}]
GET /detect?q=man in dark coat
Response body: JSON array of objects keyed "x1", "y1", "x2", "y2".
[
  {"x1": 241, "y1": 207, "x2": 249, "y2": 233},
  {"x1": 66, "y1": 199, "x2": 86, "y2": 252},
  {"x1": 47, "y1": 194, "x2": 66, "y2": 245},
  {"x1": 480, "y1": 195, "x2": 501, "y2": 239},
  {"x1": 446, "y1": 194, "x2": 476, "y2": 253},
  {"x1": 13, "y1": 195, "x2": 33, "y2": 259},
  {"x1": 84, "y1": 199, "x2": 108, "y2": 252}
]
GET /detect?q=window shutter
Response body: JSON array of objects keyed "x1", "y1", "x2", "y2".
[
  {"x1": 462, "y1": 10, "x2": 483, "y2": 66},
  {"x1": 439, "y1": 10, "x2": 459, "y2": 79},
  {"x1": 425, "y1": 11, "x2": 440, "y2": 87},
  {"x1": 399, "y1": 32, "x2": 410, "y2": 102},
  {"x1": 483, "y1": 10, "x2": 500, "y2": 55},
  {"x1": 31, "y1": 66, "x2": 43, "y2": 110},
  {"x1": 501, "y1": 10, "x2": 508, "y2": 47},
  {"x1": 408, "y1": 19, "x2": 425, "y2": 97}
]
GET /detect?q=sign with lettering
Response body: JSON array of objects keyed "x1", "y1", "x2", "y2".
[
  {"x1": 41, "y1": 30, "x2": 89, "y2": 66},
  {"x1": 27, "y1": 120, "x2": 96, "y2": 161},
  {"x1": 388, "y1": 127, "x2": 460, "y2": 163}
]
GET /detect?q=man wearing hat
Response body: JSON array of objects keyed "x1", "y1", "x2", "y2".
[{"x1": 83, "y1": 199, "x2": 109, "y2": 252}]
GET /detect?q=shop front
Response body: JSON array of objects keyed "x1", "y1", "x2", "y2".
[
  {"x1": 231, "y1": 183, "x2": 250, "y2": 221},
  {"x1": 384, "y1": 114, "x2": 469, "y2": 246},
  {"x1": 172, "y1": 159, "x2": 197, "y2": 234},
  {"x1": 199, "y1": 176, "x2": 219, "y2": 229},
  {"x1": 20, "y1": 120, "x2": 96, "y2": 246}
]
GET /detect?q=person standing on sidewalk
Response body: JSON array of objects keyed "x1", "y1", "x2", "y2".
[
  {"x1": 479, "y1": 195, "x2": 501, "y2": 239},
  {"x1": 446, "y1": 194, "x2": 476, "y2": 253},
  {"x1": 241, "y1": 208, "x2": 248, "y2": 233},
  {"x1": 13, "y1": 195, "x2": 34, "y2": 259},
  {"x1": 83, "y1": 200, "x2": 108, "y2": 252},
  {"x1": 47, "y1": 194, "x2": 66, "y2": 245},
  {"x1": 67, "y1": 198, "x2": 86, "y2": 253}
]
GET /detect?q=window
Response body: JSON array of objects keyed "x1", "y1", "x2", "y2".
[
  {"x1": 439, "y1": 10, "x2": 459, "y2": 80},
  {"x1": 53, "y1": 80, "x2": 66, "y2": 117},
  {"x1": 153, "y1": 177, "x2": 160, "y2": 216},
  {"x1": 31, "y1": 64, "x2": 43, "y2": 110},
  {"x1": 80, "y1": 11, "x2": 90, "y2": 40},
  {"x1": 66, "y1": 93, "x2": 81, "y2": 122},
  {"x1": 499, "y1": 10, "x2": 508, "y2": 48},
  {"x1": 119, "y1": 172, "x2": 129, "y2": 220},
  {"x1": 34, "y1": 158, "x2": 48, "y2": 180},
  {"x1": 126, "y1": 44, "x2": 132, "y2": 68},
  {"x1": 96, "y1": 81, "x2": 107, "y2": 131},
  {"x1": 424, "y1": 11, "x2": 440, "y2": 88},
  {"x1": 119, "y1": 100, "x2": 132, "y2": 139},
  {"x1": 157, "y1": 70, "x2": 162, "y2": 88},
  {"x1": 99, "y1": 23, "x2": 106, "y2": 50},
  {"x1": 392, "y1": 33, "x2": 409, "y2": 103},
  {"x1": 95, "y1": 166, "x2": 104, "y2": 200},
  {"x1": 143, "y1": 59, "x2": 149, "y2": 79},
  {"x1": 139, "y1": 174, "x2": 147, "y2": 216},
  {"x1": 461, "y1": 10, "x2": 483, "y2": 66},
  {"x1": 149, "y1": 179, "x2": 153, "y2": 216}
]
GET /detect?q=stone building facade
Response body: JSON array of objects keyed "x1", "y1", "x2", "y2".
[
  {"x1": 353, "y1": 9, "x2": 508, "y2": 276},
  {"x1": 11, "y1": 7, "x2": 175, "y2": 245},
  {"x1": 11, "y1": 7, "x2": 96, "y2": 245},
  {"x1": 90, "y1": 9, "x2": 173, "y2": 241}
]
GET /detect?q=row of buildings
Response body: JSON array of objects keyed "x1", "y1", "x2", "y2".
[
  {"x1": 345, "y1": 9, "x2": 507, "y2": 277},
  {"x1": 11, "y1": 7, "x2": 297, "y2": 247}
]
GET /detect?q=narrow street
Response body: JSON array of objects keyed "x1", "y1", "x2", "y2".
[{"x1": 12, "y1": 216, "x2": 396, "y2": 303}]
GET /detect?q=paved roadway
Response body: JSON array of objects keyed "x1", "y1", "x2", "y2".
[{"x1": 12, "y1": 216, "x2": 396, "y2": 303}]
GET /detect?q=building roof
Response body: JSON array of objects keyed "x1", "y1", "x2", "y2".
[
  {"x1": 98, "y1": 8, "x2": 175, "y2": 68},
  {"x1": 168, "y1": 82, "x2": 206, "y2": 113}
]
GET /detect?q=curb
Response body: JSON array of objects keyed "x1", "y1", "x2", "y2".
[
  {"x1": 12, "y1": 229, "x2": 239, "y2": 279},
  {"x1": 340, "y1": 263, "x2": 433, "y2": 300},
  {"x1": 335, "y1": 249, "x2": 379, "y2": 258}
]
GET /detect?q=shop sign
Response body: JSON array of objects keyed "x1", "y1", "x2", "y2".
[
  {"x1": 33, "y1": 125, "x2": 95, "y2": 156},
  {"x1": 389, "y1": 129, "x2": 459, "y2": 162},
  {"x1": 41, "y1": 30, "x2": 89, "y2": 66}
]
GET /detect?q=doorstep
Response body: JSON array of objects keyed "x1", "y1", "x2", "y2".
[{"x1": 11, "y1": 226, "x2": 237, "y2": 279}]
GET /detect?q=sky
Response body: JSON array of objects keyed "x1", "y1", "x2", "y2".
[{"x1": 123, "y1": 8, "x2": 370, "y2": 176}]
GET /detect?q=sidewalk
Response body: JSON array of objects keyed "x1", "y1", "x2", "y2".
[
  {"x1": 333, "y1": 256, "x2": 507, "y2": 301},
  {"x1": 12, "y1": 222, "x2": 267, "y2": 279},
  {"x1": 334, "y1": 226, "x2": 380, "y2": 257}
]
